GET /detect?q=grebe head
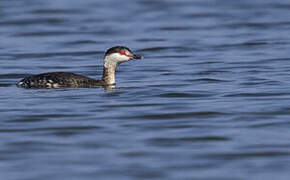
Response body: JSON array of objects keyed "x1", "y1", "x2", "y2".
[{"x1": 104, "y1": 46, "x2": 142, "y2": 68}]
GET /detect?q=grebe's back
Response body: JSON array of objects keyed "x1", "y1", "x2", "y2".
[{"x1": 17, "y1": 72, "x2": 104, "y2": 88}]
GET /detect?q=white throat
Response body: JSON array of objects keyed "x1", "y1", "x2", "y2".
[
  {"x1": 104, "y1": 53, "x2": 129, "y2": 68},
  {"x1": 102, "y1": 53, "x2": 131, "y2": 85}
]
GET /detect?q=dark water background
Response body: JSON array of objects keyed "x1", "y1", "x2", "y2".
[{"x1": 1, "y1": 0, "x2": 290, "y2": 179}]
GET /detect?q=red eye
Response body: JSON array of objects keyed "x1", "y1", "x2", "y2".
[{"x1": 120, "y1": 50, "x2": 125, "y2": 55}]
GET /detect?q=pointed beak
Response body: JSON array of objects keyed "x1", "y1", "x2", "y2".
[{"x1": 130, "y1": 54, "x2": 142, "y2": 60}]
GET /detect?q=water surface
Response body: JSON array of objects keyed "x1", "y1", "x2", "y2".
[{"x1": 1, "y1": 0, "x2": 290, "y2": 179}]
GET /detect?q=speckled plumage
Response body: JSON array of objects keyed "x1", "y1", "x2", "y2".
[
  {"x1": 16, "y1": 46, "x2": 142, "y2": 89},
  {"x1": 17, "y1": 72, "x2": 105, "y2": 88}
]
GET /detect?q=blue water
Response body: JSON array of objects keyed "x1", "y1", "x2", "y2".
[{"x1": 1, "y1": 0, "x2": 290, "y2": 179}]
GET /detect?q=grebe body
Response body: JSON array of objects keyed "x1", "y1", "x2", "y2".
[{"x1": 17, "y1": 46, "x2": 142, "y2": 88}]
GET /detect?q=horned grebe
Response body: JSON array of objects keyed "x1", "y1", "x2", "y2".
[{"x1": 17, "y1": 46, "x2": 142, "y2": 88}]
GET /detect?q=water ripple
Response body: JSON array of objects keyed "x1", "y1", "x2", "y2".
[{"x1": 1, "y1": 0, "x2": 290, "y2": 179}]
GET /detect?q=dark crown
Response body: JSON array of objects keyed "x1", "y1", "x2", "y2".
[{"x1": 104, "y1": 46, "x2": 132, "y2": 57}]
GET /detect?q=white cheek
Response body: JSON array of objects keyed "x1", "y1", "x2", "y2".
[
  {"x1": 104, "y1": 53, "x2": 130, "y2": 68},
  {"x1": 113, "y1": 53, "x2": 130, "y2": 61},
  {"x1": 108, "y1": 53, "x2": 129, "y2": 62}
]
